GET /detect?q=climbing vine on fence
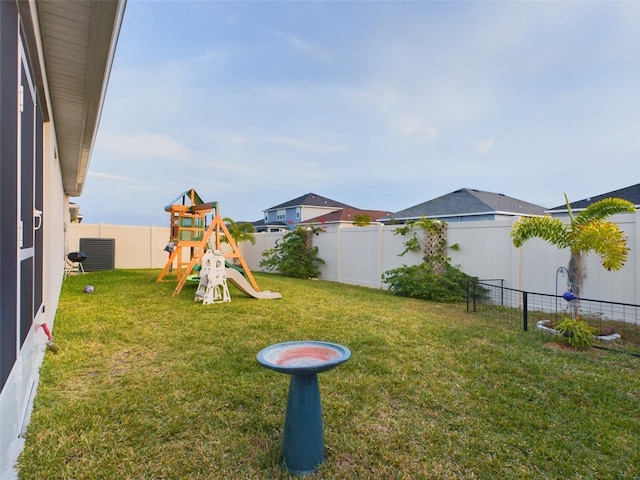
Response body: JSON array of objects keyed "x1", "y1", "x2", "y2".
[
  {"x1": 384, "y1": 217, "x2": 472, "y2": 302},
  {"x1": 394, "y1": 217, "x2": 449, "y2": 273}
]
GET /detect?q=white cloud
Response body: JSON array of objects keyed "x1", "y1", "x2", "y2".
[
  {"x1": 395, "y1": 116, "x2": 438, "y2": 142},
  {"x1": 95, "y1": 131, "x2": 200, "y2": 160},
  {"x1": 270, "y1": 30, "x2": 326, "y2": 59},
  {"x1": 195, "y1": 49, "x2": 230, "y2": 64},
  {"x1": 87, "y1": 171, "x2": 134, "y2": 182},
  {"x1": 214, "y1": 132, "x2": 250, "y2": 145},
  {"x1": 263, "y1": 135, "x2": 348, "y2": 154},
  {"x1": 476, "y1": 138, "x2": 494, "y2": 154}
]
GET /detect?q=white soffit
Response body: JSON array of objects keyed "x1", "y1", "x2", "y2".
[{"x1": 35, "y1": 0, "x2": 125, "y2": 196}]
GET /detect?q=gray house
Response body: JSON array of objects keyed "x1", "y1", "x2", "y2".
[
  {"x1": 380, "y1": 188, "x2": 547, "y2": 224},
  {"x1": 256, "y1": 193, "x2": 355, "y2": 231},
  {"x1": 546, "y1": 183, "x2": 640, "y2": 218}
]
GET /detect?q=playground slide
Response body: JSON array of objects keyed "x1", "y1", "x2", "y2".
[{"x1": 225, "y1": 268, "x2": 282, "y2": 299}]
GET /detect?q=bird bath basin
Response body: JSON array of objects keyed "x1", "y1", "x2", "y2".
[
  {"x1": 257, "y1": 341, "x2": 351, "y2": 476},
  {"x1": 257, "y1": 341, "x2": 351, "y2": 375}
]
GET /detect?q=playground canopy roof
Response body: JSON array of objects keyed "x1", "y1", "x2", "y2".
[{"x1": 164, "y1": 189, "x2": 217, "y2": 213}]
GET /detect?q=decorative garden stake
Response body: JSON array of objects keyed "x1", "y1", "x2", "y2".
[{"x1": 257, "y1": 341, "x2": 351, "y2": 476}]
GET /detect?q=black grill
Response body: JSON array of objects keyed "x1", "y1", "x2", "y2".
[{"x1": 67, "y1": 251, "x2": 87, "y2": 263}]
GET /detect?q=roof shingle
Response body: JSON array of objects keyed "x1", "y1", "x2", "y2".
[
  {"x1": 266, "y1": 193, "x2": 356, "y2": 211},
  {"x1": 386, "y1": 188, "x2": 546, "y2": 220},
  {"x1": 548, "y1": 183, "x2": 640, "y2": 211},
  {"x1": 301, "y1": 208, "x2": 393, "y2": 224}
]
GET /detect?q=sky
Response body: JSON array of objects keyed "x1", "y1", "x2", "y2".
[{"x1": 78, "y1": 0, "x2": 640, "y2": 226}]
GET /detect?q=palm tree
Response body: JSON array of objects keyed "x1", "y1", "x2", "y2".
[
  {"x1": 511, "y1": 194, "x2": 635, "y2": 298},
  {"x1": 221, "y1": 217, "x2": 256, "y2": 246}
]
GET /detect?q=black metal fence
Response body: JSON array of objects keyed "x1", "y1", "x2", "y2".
[{"x1": 468, "y1": 280, "x2": 640, "y2": 355}]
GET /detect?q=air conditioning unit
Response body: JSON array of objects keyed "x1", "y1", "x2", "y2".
[{"x1": 79, "y1": 238, "x2": 115, "y2": 271}]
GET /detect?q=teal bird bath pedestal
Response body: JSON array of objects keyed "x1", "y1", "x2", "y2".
[{"x1": 257, "y1": 341, "x2": 351, "y2": 476}]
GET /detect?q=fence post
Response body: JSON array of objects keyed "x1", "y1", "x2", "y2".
[
  {"x1": 466, "y1": 280, "x2": 470, "y2": 312},
  {"x1": 466, "y1": 280, "x2": 477, "y2": 313},
  {"x1": 522, "y1": 291, "x2": 528, "y2": 331},
  {"x1": 473, "y1": 282, "x2": 477, "y2": 312}
]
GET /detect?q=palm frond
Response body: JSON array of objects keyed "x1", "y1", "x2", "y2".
[
  {"x1": 510, "y1": 216, "x2": 569, "y2": 248},
  {"x1": 222, "y1": 217, "x2": 256, "y2": 245},
  {"x1": 574, "y1": 221, "x2": 630, "y2": 271},
  {"x1": 573, "y1": 198, "x2": 636, "y2": 227}
]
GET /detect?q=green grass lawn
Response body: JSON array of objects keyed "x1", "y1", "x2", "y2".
[{"x1": 17, "y1": 270, "x2": 640, "y2": 479}]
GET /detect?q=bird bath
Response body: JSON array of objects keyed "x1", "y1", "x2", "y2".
[{"x1": 257, "y1": 341, "x2": 351, "y2": 476}]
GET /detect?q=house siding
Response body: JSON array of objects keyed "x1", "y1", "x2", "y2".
[
  {"x1": 1, "y1": 4, "x2": 74, "y2": 476},
  {"x1": 265, "y1": 206, "x2": 345, "y2": 229}
]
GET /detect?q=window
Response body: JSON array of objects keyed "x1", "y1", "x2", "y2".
[{"x1": 276, "y1": 210, "x2": 286, "y2": 220}]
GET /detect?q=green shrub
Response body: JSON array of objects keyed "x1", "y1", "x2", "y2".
[
  {"x1": 259, "y1": 227, "x2": 325, "y2": 279},
  {"x1": 554, "y1": 316, "x2": 598, "y2": 350},
  {"x1": 382, "y1": 262, "x2": 480, "y2": 303}
]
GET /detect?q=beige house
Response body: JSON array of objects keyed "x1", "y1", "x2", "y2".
[{"x1": 0, "y1": 1, "x2": 125, "y2": 475}]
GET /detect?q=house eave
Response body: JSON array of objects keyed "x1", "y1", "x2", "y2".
[
  {"x1": 380, "y1": 210, "x2": 544, "y2": 222},
  {"x1": 24, "y1": 0, "x2": 127, "y2": 197}
]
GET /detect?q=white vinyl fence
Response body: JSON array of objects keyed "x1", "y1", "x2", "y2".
[
  {"x1": 68, "y1": 212, "x2": 639, "y2": 305},
  {"x1": 67, "y1": 223, "x2": 172, "y2": 269}
]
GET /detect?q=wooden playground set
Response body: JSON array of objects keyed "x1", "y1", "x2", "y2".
[{"x1": 156, "y1": 189, "x2": 280, "y2": 301}]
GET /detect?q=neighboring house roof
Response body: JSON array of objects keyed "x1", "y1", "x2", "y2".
[
  {"x1": 265, "y1": 192, "x2": 356, "y2": 211},
  {"x1": 382, "y1": 188, "x2": 547, "y2": 221},
  {"x1": 301, "y1": 208, "x2": 393, "y2": 225},
  {"x1": 547, "y1": 183, "x2": 640, "y2": 212},
  {"x1": 19, "y1": 1, "x2": 126, "y2": 197},
  {"x1": 251, "y1": 219, "x2": 288, "y2": 229}
]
